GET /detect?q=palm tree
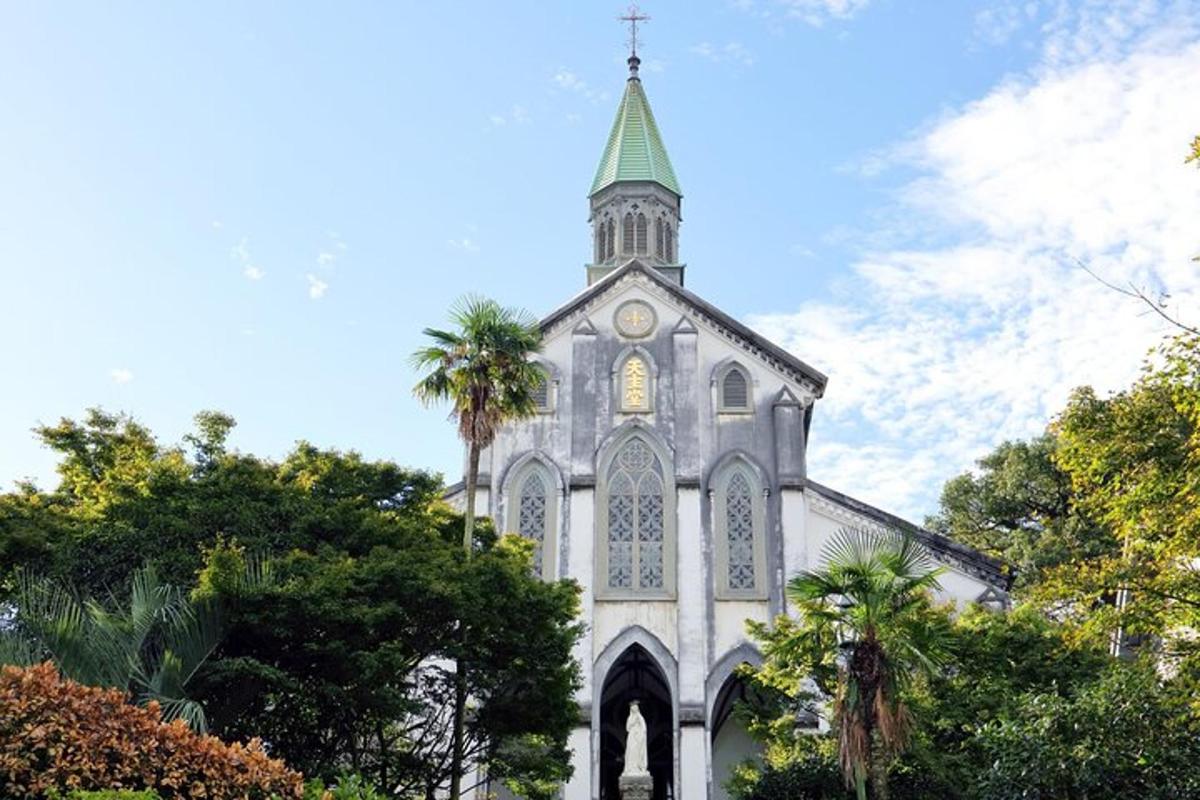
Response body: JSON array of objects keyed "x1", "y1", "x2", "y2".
[
  {"x1": 788, "y1": 528, "x2": 952, "y2": 800},
  {"x1": 0, "y1": 566, "x2": 229, "y2": 732},
  {"x1": 411, "y1": 294, "x2": 543, "y2": 800}
]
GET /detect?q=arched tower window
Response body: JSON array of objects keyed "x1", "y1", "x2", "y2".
[
  {"x1": 719, "y1": 365, "x2": 751, "y2": 412},
  {"x1": 622, "y1": 213, "x2": 635, "y2": 255},
  {"x1": 504, "y1": 458, "x2": 559, "y2": 580},
  {"x1": 606, "y1": 219, "x2": 616, "y2": 261},
  {"x1": 606, "y1": 438, "x2": 667, "y2": 592},
  {"x1": 664, "y1": 223, "x2": 674, "y2": 263},
  {"x1": 595, "y1": 222, "x2": 604, "y2": 263},
  {"x1": 654, "y1": 217, "x2": 664, "y2": 259},
  {"x1": 635, "y1": 213, "x2": 648, "y2": 255},
  {"x1": 712, "y1": 459, "x2": 767, "y2": 599}
]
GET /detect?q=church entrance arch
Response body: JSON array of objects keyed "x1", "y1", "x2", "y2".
[
  {"x1": 710, "y1": 675, "x2": 762, "y2": 800},
  {"x1": 599, "y1": 644, "x2": 674, "y2": 800}
]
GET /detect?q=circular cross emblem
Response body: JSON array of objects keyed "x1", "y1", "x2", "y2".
[{"x1": 614, "y1": 300, "x2": 657, "y2": 339}]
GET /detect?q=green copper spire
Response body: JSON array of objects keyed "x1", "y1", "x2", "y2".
[{"x1": 589, "y1": 56, "x2": 681, "y2": 198}]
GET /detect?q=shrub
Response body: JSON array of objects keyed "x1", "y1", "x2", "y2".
[
  {"x1": 0, "y1": 663, "x2": 304, "y2": 800},
  {"x1": 49, "y1": 793, "x2": 160, "y2": 799}
]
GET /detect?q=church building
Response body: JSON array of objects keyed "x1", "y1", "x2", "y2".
[{"x1": 449, "y1": 41, "x2": 1009, "y2": 800}]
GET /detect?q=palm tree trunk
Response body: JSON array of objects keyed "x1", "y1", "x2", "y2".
[
  {"x1": 449, "y1": 440, "x2": 480, "y2": 800},
  {"x1": 463, "y1": 442, "x2": 480, "y2": 556}
]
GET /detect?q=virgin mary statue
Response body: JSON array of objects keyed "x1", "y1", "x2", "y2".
[{"x1": 623, "y1": 700, "x2": 649, "y2": 776}]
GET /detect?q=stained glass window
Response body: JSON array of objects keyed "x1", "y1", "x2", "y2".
[
  {"x1": 726, "y1": 471, "x2": 756, "y2": 590},
  {"x1": 607, "y1": 438, "x2": 665, "y2": 591},
  {"x1": 518, "y1": 472, "x2": 548, "y2": 576}
]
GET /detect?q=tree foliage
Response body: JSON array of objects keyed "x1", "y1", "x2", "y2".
[
  {"x1": 0, "y1": 410, "x2": 582, "y2": 797},
  {"x1": 925, "y1": 435, "x2": 1109, "y2": 591}
]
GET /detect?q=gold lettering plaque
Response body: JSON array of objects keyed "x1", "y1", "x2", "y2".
[{"x1": 623, "y1": 356, "x2": 650, "y2": 411}]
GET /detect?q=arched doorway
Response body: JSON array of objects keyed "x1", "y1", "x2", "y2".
[
  {"x1": 599, "y1": 644, "x2": 674, "y2": 800},
  {"x1": 710, "y1": 675, "x2": 761, "y2": 800}
]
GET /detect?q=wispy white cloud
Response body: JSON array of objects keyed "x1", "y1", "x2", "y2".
[
  {"x1": 447, "y1": 237, "x2": 481, "y2": 254},
  {"x1": 551, "y1": 69, "x2": 611, "y2": 104},
  {"x1": 488, "y1": 105, "x2": 531, "y2": 129},
  {"x1": 109, "y1": 368, "x2": 133, "y2": 384},
  {"x1": 231, "y1": 236, "x2": 264, "y2": 281},
  {"x1": 737, "y1": 0, "x2": 871, "y2": 26},
  {"x1": 750, "y1": 11, "x2": 1200, "y2": 520},
  {"x1": 306, "y1": 274, "x2": 329, "y2": 300},
  {"x1": 690, "y1": 41, "x2": 755, "y2": 66}
]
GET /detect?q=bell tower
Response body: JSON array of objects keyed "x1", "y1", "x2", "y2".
[{"x1": 587, "y1": 12, "x2": 683, "y2": 286}]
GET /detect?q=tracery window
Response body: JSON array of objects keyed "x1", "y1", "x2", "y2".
[
  {"x1": 595, "y1": 223, "x2": 605, "y2": 263},
  {"x1": 505, "y1": 460, "x2": 558, "y2": 580},
  {"x1": 713, "y1": 460, "x2": 767, "y2": 599},
  {"x1": 607, "y1": 438, "x2": 665, "y2": 591},
  {"x1": 654, "y1": 218, "x2": 665, "y2": 259},
  {"x1": 623, "y1": 213, "x2": 635, "y2": 255},
  {"x1": 635, "y1": 213, "x2": 648, "y2": 255},
  {"x1": 606, "y1": 219, "x2": 616, "y2": 260},
  {"x1": 725, "y1": 472, "x2": 755, "y2": 590},
  {"x1": 517, "y1": 472, "x2": 548, "y2": 576},
  {"x1": 664, "y1": 223, "x2": 674, "y2": 262}
]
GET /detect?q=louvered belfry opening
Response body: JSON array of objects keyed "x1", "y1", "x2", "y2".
[{"x1": 722, "y1": 368, "x2": 749, "y2": 409}]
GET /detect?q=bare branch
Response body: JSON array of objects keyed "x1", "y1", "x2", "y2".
[{"x1": 1075, "y1": 259, "x2": 1199, "y2": 336}]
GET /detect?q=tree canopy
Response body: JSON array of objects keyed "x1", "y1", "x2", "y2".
[{"x1": 0, "y1": 410, "x2": 582, "y2": 798}]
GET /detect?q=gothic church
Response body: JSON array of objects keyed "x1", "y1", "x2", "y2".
[{"x1": 448, "y1": 46, "x2": 1009, "y2": 800}]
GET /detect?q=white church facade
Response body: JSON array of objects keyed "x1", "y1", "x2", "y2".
[{"x1": 449, "y1": 48, "x2": 1009, "y2": 800}]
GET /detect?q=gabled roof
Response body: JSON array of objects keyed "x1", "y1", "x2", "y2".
[
  {"x1": 806, "y1": 480, "x2": 1013, "y2": 591},
  {"x1": 540, "y1": 259, "x2": 828, "y2": 395},
  {"x1": 589, "y1": 77, "x2": 681, "y2": 198}
]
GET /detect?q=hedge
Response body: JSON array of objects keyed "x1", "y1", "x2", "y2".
[{"x1": 0, "y1": 663, "x2": 303, "y2": 799}]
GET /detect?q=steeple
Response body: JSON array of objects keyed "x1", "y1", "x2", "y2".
[{"x1": 587, "y1": 7, "x2": 684, "y2": 286}]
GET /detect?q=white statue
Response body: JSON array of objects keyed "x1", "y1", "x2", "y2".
[{"x1": 623, "y1": 700, "x2": 649, "y2": 777}]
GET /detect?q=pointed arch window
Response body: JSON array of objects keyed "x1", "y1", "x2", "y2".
[
  {"x1": 530, "y1": 367, "x2": 552, "y2": 412},
  {"x1": 599, "y1": 436, "x2": 675, "y2": 595},
  {"x1": 505, "y1": 459, "x2": 559, "y2": 580},
  {"x1": 622, "y1": 213, "x2": 635, "y2": 255},
  {"x1": 655, "y1": 218, "x2": 665, "y2": 259},
  {"x1": 518, "y1": 472, "x2": 548, "y2": 575},
  {"x1": 606, "y1": 219, "x2": 616, "y2": 261},
  {"x1": 713, "y1": 460, "x2": 767, "y2": 599},
  {"x1": 719, "y1": 365, "x2": 751, "y2": 412},
  {"x1": 664, "y1": 223, "x2": 674, "y2": 262},
  {"x1": 635, "y1": 213, "x2": 648, "y2": 255},
  {"x1": 595, "y1": 223, "x2": 605, "y2": 263}
]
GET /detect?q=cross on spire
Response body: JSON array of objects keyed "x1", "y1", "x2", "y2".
[{"x1": 619, "y1": 4, "x2": 650, "y2": 74}]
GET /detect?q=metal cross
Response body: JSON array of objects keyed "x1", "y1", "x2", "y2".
[{"x1": 619, "y1": 4, "x2": 651, "y2": 57}]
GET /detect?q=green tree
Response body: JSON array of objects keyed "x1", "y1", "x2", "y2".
[
  {"x1": 925, "y1": 435, "x2": 1109, "y2": 593},
  {"x1": 1048, "y1": 333, "x2": 1200, "y2": 659},
  {"x1": 410, "y1": 294, "x2": 543, "y2": 800},
  {"x1": 974, "y1": 658, "x2": 1200, "y2": 800},
  {"x1": 0, "y1": 410, "x2": 581, "y2": 796},
  {"x1": 752, "y1": 529, "x2": 952, "y2": 800}
]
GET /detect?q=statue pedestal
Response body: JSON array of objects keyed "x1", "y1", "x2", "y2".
[{"x1": 619, "y1": 772, "x2": 652, "y2": 800}]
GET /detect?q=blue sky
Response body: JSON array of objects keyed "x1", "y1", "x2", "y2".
[{"x1": 2, "y1": 1, "x2": 1198, "y2": 520}]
